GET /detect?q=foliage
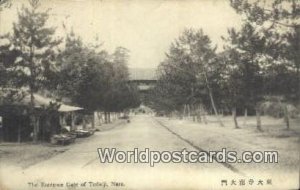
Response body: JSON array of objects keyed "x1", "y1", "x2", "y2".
[
  {"x1": 0, "y1": 0, "x2": 140, "y2": 133},
  {"x1": 221, "y1": 22, "x2": 265, "y2": 111},
  {"x1": 149, "y1": 28, "x2": 221, "y2": 114},
  {"x1": 230, "y1": 0, "x2": 300, "y2": 102},
  {"x1": 0, "y1": 0, "x2": 61, "y2": 95},
  {"x1": 55, "y1": 32, "x2": 140, "y2": 112}
]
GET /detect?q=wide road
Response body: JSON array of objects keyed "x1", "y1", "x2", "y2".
[{"x1": 1, "y1": 115, "x2": 240, "y2": 190}]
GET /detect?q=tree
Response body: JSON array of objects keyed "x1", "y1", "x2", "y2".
[
  {"x1": 102, "y1": 47, "x2": 140, "y2": 120},
  {"x1": 0, "y1": 0, "x2": 12, "y2": 11},
  {"x1": 218, "y1": 49, "x2": 245, "y2": 129},
  {"x1": 1, "y1": 0, "x2": 61, "y2": 142},
  {"x1": 0, "y1": 42, "x2": 23, "y2": 87},
  {"x1": 151, "y1": 28, "x2": 224, "y2": 125},
  {"x1": 56, "y1": 31, "x2": 111, "y2": 125},
  {"x1": 112, "y1": 47, "x2": 130, "y2": 82},
  {"x1": 222, "y1": 22, "x2": 266, "y2": 131},
  {"x1": 229, "y1": 0, "x2": 300, "y2": 129},
  {"x1": 103, "y1": 83, "x2": 140, "y2": 113},
  {"x1": 56, "y1": 33, "x2": 140, "y2": 124}
]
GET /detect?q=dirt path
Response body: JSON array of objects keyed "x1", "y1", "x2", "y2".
[{"x1": 0, "y1": 115, "x2": 298, "y2": 189}]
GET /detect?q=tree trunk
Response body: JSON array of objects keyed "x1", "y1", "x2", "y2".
[
  {"x1": 232, "y1": 107, "x2": 239, "y2": 129},
  {"x1": 97, "y1": 112, "x2": 103, "y2": 125},
  {"x1": 104, "y1": 112, "x2": 108, "y2": 124},
  {"x1": 183, "y1": 104, "x2": 186, "y2": 119},
  {"x1": 30, "y1": 92, "x2": 38, "y2": 143},
  {"x1": 208, "y1": 90, "x2": 224, "y2": 127},
  {"x1": 255, "y1": 107, "x2": 262, "y2": 131},
  {"x1": 197, "y1": 115, "x2": 201, "y2": 123},
  {"x1": 192, "y1": 105, "x2": 196, "y2": 122},
  {"x1": 17, "y1": 123, "x2": 21, "y2": 143},
  {"x1": 91, "y1": 113, "x2": 95, "y2": 128},
  {"x1": 187, "y1": 104, "x2": 191, "y2": 118},
  {"x1": 243, "y1": 108, "x2": 248, "y2": 126},
  {"x1": 294, "y1": 25, "x2": 300, "y2": 101},
  {"x1": 111, "y1": 112, "x2": 114, "y2": 121},
  {"x1": 200, "y1": 105, "x2": 207, "y2": 124},
  {"x1": 283, "y1": 105, "x2": 290, "y2": 130},
  {"x1": 0, "y1": 128, "x2": 3, "y2": 143},
  {"x1": 29, "y1": 43, "x2": 38, "y2": 143},
  {"x1": 192, "y1": 113, "x2": 196, "y2": 122},
  {"x1": 203, "y1": 72, "x2": 224, "y2": 127},
  {"x1": 203, "y1": 113, "x2": 207, "y2": 124},
  {"x1": 297, "y1": 65, "x2": 300, "y2": 101},
  {"x1": 197, "y1": 105, "x2": 202, "y2": 123}
]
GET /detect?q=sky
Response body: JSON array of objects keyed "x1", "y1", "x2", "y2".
[{"x1": 0, "y1": 0, "x2": 242, "y2": 68}]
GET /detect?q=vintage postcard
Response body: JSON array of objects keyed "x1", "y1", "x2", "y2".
[{"x1": 0, "y1": 0, "x2": 299, "y2": 189}]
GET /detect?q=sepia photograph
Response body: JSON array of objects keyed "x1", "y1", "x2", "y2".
[{"x1": 0, "y1": 0, "x2": 299, "y2": 189}]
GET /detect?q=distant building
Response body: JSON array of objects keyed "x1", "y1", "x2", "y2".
[{"x1": 128, "y1": 68, "x2": 157, "y2": 93}]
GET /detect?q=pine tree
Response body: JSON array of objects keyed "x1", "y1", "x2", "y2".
[
  {"x1": 222, "y1": 23, "x2": 265, "y2": 131},
  {"x1": 230, "y1": 0, "x2": 300, "y2": 129},
  {"x1": 4, "y1": 0, "x2": 61, "y2": 142}
]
